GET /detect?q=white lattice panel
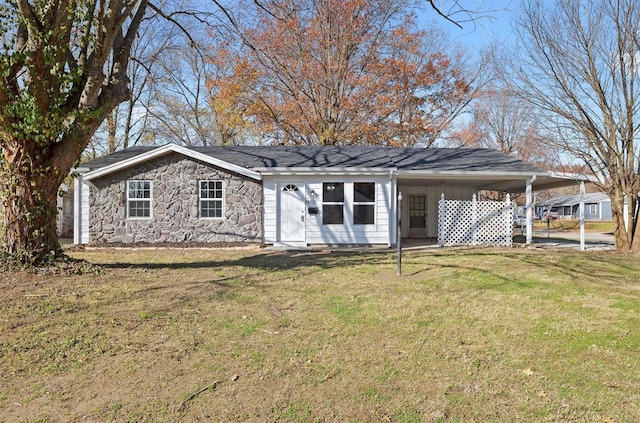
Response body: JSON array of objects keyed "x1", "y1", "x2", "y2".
[{"x1": 438, "y1": 194, "x2": 513, "y2": 247}]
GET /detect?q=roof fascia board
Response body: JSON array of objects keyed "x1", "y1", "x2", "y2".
[
  {"x1": 548, "y1": 171, "x2": 600, "y2": 184},
  {"x1": 397, "y1": 170, "x2": 549, "y2": 179},
  {"x1": 83, "y1": 144, "x2": 261, "y2": 181}
]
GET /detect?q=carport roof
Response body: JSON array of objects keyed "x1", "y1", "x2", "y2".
[{"x1": 78, "y1": 144, "x2": 591, "y2": 191}]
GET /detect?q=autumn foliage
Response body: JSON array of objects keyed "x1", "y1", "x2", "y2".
[{"x1": 207, "y1": 0, "x2": 479, "y2": 146}]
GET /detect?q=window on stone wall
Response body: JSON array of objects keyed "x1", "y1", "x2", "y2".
[
  {"x1": 127, "y1": 180, "x2": 152, "y2": 218},
  {"x1": 322, "y1": 182, "x2": 344, "y2": 224},
  {"x1": 200, "y1": 180, "x2": 224, "y2": 218},
  {"x1": 353, "y1": 182, "x2": 375, "y2": 225}
]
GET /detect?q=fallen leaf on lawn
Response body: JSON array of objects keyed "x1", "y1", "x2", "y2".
[
  {"x1": 603, "y1": 381, "x2": 618, "y2": 388},
  {"x1": 602, "y1": 417, "x2": 616, "y2": 423},
  {"x1": 523, "y1": 368, "x2": 535, "y2": 376}
]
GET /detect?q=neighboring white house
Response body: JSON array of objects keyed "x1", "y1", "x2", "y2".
[{"x1": 73, "y1": 144, "x2": 582, "y2": 247}]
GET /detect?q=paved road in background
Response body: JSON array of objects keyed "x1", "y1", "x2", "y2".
[{"x1": 530, "y1": 229, "x2": 614, "y2": 243}]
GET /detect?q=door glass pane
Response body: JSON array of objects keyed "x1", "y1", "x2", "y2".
[{"x1": 409, "y1": 195, "x2": 426, "y2": 229}]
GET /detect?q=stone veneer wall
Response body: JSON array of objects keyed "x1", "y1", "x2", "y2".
[{"x1": 89, "y1": 153, "x2": 262, "y2": 243}]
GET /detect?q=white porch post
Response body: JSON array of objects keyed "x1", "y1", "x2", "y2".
[
  {"x1": 389, "y1": 171, "x2": 396, "y2": 247},
  {"x1": 580, "y1": 181, "x2": 585, "y2": 251},
  {"x1": 525, "y1": 176, "x2": 536, "y2": 245}
]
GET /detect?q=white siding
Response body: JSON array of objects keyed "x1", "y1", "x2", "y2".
[
  {"x1": 263, "y1": 179, "x2": 278, "y2": 243},
  {"x1": 79, "y1": 181, "x2": 91, "y2": 244},
  {"x1": 263, "y1": 175, "x2": 392, "y2": 245},
  {"x1": 398, "y1": 185, "x2": 475, "y2": 238}
]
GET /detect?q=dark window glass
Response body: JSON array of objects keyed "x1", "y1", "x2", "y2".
[
  {"x1": 129, "y1": 200, "x2": 150, "y2": 217},
  {"x1": 354, "y1": 205, "x2": 374, "y2": 225},
  {"x1": 323, "y1": 205, "x2": 344, "y2": 224},
  {"x1": 323, "y1": 182, "x2": 344, "y2": 203},
  {"x1": 354, "y1": 183, "x2": 375, "y2": 202}
]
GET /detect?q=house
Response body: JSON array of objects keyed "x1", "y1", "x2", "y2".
[
  {"x1": 535, "y1": 193, "x2": 612, "y2": 221},
  {"x1": 73, "y1": 144, "x2": 582, "y2": 247}
]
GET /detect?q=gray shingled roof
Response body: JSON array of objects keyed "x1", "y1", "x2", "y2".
[
  {"x1": 80, "y1": 144, "x2": 548, "y2": 174},
  {"x1": 538, "y1": 193, "x2": 611, "y2": 207}
]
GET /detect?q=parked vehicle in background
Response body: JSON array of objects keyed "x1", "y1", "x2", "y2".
[{"x1": 513, "y1": 214, "x2": 527, "y2": 227}]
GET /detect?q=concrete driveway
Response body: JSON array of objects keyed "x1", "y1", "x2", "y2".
[{"x1": 515, "y1": 229, "x2": 616, "y2": 250}]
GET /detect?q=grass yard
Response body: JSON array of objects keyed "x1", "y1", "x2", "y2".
[
  {"x1": 1, "y1": 246, "x2": 639, "y2": 422},
  {"x1": 532, "y1": 219, "x2": 614, "y2": 233}
]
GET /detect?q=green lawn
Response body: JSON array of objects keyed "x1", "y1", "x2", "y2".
[
  {"x1": 533, "y1": 219, "x2": 614, "y2": 232},
  {"x1": 1, "y1": 246, "x2": 639, "y2": 422}
]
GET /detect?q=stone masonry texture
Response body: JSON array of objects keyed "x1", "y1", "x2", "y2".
[{"x1": 88, "y1": 153, "x2": 262, "y2": 243}]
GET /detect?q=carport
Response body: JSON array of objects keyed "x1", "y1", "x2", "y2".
[{"x1": 392, "y1": 147, "x2": 596, "y2": 249}]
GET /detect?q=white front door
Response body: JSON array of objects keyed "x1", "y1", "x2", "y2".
[{"x1": 279, "y1": 182, "x2": 306, "y2": 242}]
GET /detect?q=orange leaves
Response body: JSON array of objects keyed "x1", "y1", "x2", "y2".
[{"x1": 207, "y1": 0, "x2": 477, "y2": 146}]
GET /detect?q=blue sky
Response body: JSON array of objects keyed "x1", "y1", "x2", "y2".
[{"x1": 417, "y1": 1, "x2": 517, "y2": 53}]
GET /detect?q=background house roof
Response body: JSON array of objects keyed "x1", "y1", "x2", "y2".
[{"x1": 538, "y1": 193, "x2": 610, "y2": 207}]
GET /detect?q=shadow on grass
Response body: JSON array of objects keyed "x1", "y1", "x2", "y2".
[{"x1": 92, "y1": 248, "x2": 395, "y2": 272}]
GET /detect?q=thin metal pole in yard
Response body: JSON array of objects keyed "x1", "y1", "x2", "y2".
[{"x1": 397, "y1": 192, "x2": 402, "y2": 276}]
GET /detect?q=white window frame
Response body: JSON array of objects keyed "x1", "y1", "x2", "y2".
[
  {"x1": 127, "y1": 180, "x2": 152, "y2": 219},
  {"x1": 322, "y1": 182, "x2": 344, "y2": 225},
  {"x1": 588, "y1": 204, "x2": 597, "y2": 215},
  {"x1": 353, "y1": 182, "x2": 376, "y2": 225},
  {"x1": 199, "y1": 180, "x2": 224, "y2": 219}
]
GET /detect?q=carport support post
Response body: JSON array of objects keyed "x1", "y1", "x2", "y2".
[
  {"x1": 525, "y1": 176, "x2": 535, "y2": 245},
  {"x1": 397, "y1": 192, "x2": 403, "y2": 276},
  {"x1": 580, "y1": 181, "x2": 585, "y2": 251}
]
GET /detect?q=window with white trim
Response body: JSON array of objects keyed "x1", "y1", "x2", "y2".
[
  {"x1": 200, "y1": 180, "x2": 224, "y2": 218},
  {"x1": 589, "y1": 204, "x2": 597, "y2": 215},
  {"x1": 127, "y1": 180, "x2": 152, "y2": 218},
  {"x1": 353, "y1": 182, "x2": 375, "y2": 225},
  {"x1": 322, "y1": 182, "x2": 344, "y2": 224}
]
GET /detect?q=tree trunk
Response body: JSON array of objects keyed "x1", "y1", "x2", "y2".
[
  {"x1": 1, "y1": 169, "x2": 62, "y2": 264},
  {"x1": 610, "y1": 188, "x2": 633, "y2": 252}
]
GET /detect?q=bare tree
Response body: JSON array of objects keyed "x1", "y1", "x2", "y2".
[
  {"x1": 87, "y1": 21, "x2": 164, "y2": 159},
  {"x1": 87, "y1": 2, "x2": 221, "y2": 156},
  {"x1": 450, "y1": 85, "x2": 559, "y2": 166},
  {"x1": 424, "y1": 0, "x2": 509, "y2": 29},
  {"x1": 147, "y1": 42, "x2": 219, "y2": 146},
  {"x1": 505, "y1": 0, "x2": 640, "y2": 251}
]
